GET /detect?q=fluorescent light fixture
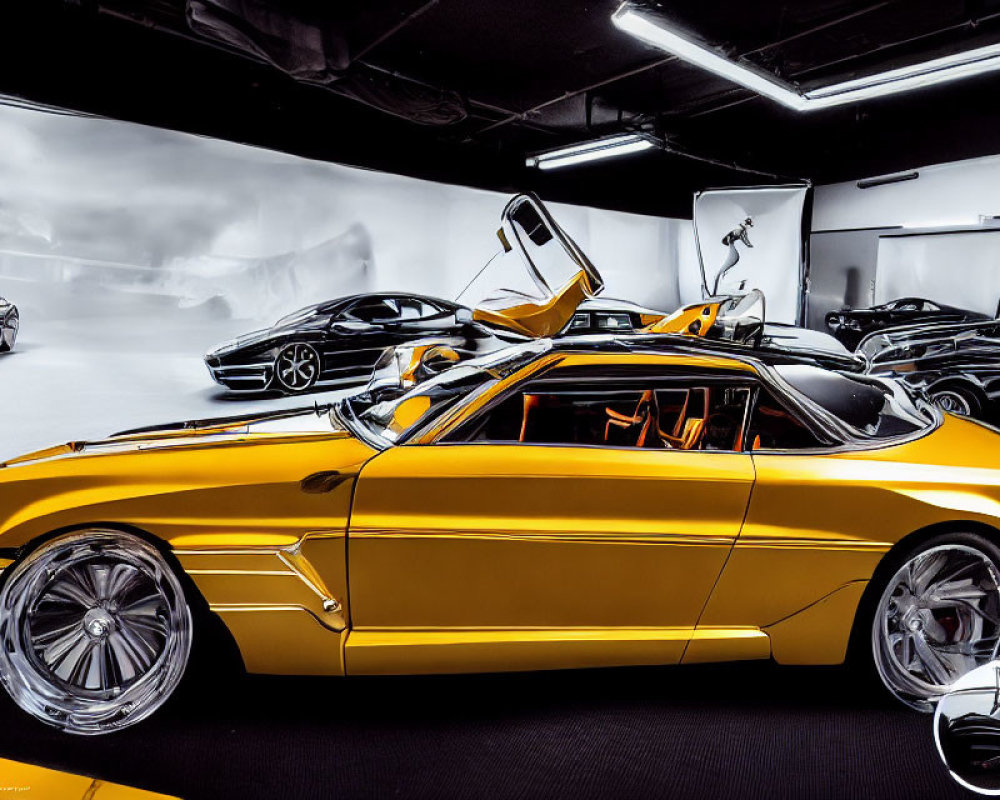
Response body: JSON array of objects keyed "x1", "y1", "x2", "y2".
[
  {"x1": 612, "y1": 1, "x2": 1000, "y2": 112},
  {"x1": 525, "y1": 133, "x2": 659, "y2": 170}
]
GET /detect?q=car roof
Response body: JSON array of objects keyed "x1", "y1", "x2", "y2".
[
  {"x1": 539, "y1": 332, "x2": 865, "y2": 373},
  {"x1": 320, "y1": 292, "x2": 463, "y2": 312}
]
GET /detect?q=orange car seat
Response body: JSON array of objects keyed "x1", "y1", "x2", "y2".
[
  {"x1": 604, "y1": 390, "x2": 657, "y2": 447},
  {"x1": 659, "y1": 387, "x2": 709, "y2": 450}
]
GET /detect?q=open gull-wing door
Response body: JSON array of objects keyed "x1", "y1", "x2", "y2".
[
  {"x1": 644, "y1": 289, "x2": 766, "y2": 345},
  {"x1": 367, "y1": 195, "x2": 604, "y2": 400},
  {"x1": 458, "y1": 193, "x2": 604, "y2": 338}
]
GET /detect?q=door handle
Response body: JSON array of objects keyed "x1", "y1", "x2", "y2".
[{"x1": 300, "y1": 470, "x2": 355, "y2": 494}]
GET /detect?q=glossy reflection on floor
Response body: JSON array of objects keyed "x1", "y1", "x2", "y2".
[{"x1": 0, "y1": 662, "x2": 971, "y2": 800}]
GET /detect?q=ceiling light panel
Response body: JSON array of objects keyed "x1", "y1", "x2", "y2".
[
  {"x1": 612, "y1": 2, "x2": 1000, "y2": 112},
  {"x1": 525, "y1": 133, "x2": 659, "y2": 170}
]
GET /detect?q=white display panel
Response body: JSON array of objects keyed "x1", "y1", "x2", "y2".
[
  {"x1": 875, "y1": 230, "x2": 1000, "y2": 315},
  {"x1": 0, "y1": 102, "x2": 693, "y2": 460},
  {"x1": 686, "y1": 185, "x2": 809, "y2": 325}
]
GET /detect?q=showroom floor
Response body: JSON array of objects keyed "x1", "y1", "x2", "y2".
[
  {"x1": 0, "y1": 661, "x2": 970, "y2": 799},
  {"x1": 0, "y1": 315, "x2": 353, "y2": 462}
]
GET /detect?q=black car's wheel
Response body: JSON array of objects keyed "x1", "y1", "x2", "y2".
[
  {"x1": 0, "y1": 307, "x2": 17, "y2": 352},
  {"x1": 0, "y1": 531, "x2": 193, "y2": 734},
  {"x1": 274, "y1": 343, "x2": 320, "y2": 393},
  {"x1": 857, "y1": 532, "x2": 1000, "y2": 712},
  {"x1": 930, "y1": 385, "x2": 983, "y2": 417}
]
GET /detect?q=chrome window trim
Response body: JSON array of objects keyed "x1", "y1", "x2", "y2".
[{"x1": 424, "y1": 349, "x2": 940, "y2": 456}]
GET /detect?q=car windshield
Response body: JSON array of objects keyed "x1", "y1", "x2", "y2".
[
  {"x1": 274, "y1": 303, "x2": 328, "y2": 327},
  {"x1": 773, "y1": 364, "x2": 933, "y2": 439},
  {"x1": 342, "y1": 340, "x2": 551, "y2": 445}
]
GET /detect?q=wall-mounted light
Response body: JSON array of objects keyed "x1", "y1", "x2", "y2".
[
  {"x1": 525, "y1": 132, "x2": 660, "y2": 170},
  {"x1": 857, "y1": 170, "x2": 920, "y2": 189},
  {"x1": 612, "y1": 2, "x2": 1000, "y2": 112}
]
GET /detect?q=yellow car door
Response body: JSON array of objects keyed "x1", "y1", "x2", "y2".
[{"x1": 345, "y1": 354, "x2": 764, "y2": 674}]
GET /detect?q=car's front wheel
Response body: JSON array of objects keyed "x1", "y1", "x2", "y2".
[
  {"x1": 0, "y1": 307, "x2": 18, "y2": 352},
  {"x1": 867, "y1": 533, "x2": 1000, "y2": 711},
  {"x1": 274, "y1": 342, "x2": 320, "y2": 393},
  {"x1": 0, "y1": 530, "x2": 192, "y2": 734}
]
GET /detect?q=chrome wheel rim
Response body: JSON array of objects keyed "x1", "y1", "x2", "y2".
[
  {"x1": 1, "y1": 309, "x2": 16, "y2": 350},
  {"x1": 275, "y1": 343, "x2": 319, "y2": 391},
  {"x1": 934, "y1": 391, "x2": 972, "y2": 415},
  {"x1": 873, "y1": 544, "x2": 1000, "y2": 711},
  {"x1": 0, "y1": 532, "x2": 191, "y2": 734}
]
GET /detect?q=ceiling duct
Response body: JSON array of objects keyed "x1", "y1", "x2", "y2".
[{"x1": 186, "y1": 0, "x2": 467, "y2": 125}]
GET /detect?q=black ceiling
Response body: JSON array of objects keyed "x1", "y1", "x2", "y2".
[{"x1": 3, "y1": 0, "x2": 1000, "y2": 218}]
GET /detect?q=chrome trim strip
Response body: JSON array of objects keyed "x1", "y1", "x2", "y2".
[
  {"x1": 209, "y1": 603, "x2": 343, "y2": 632},
  {"x1": 276, "y1": 552, "x2": 331, "y2": 601},
  {"x1": 351, "y1": 527, "x2": 734, "y2": 546},
  {"x1": 184, "y1": 569, "x2": 295, "y2": 576},
  {"x1": 174, "y1": 548, "x2": 288, "y2": 555},
  {"x1": 735, "y1": 537, "x2": 891, "y2": 551},
  {"x1": 210, "y1": 363, "x2": 272, "y2": 372}
]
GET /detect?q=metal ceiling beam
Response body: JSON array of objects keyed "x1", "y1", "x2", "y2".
[
  {"x1": 102, "y1": 0, "x2": 556, "y2": 136},
  {"x1": 357, "y1": 60, "x2": 561, "y2": 135},
  {"x1": 353, "y1": 0, "x2": 441, "y2": 61},
  {"x1": 472, "y1": 55, "x2": 676, "y2": 137},
  {"x1": 741, "y1": 1, "x2": 895, "y2": 59},
  {"x1": 473, "y1": 0, "x2": 994, "y2": 137},
  {"x1": 790, "y1": 7, "x2": 1000, "y2": 80},
  {"x1": 467, "y1": 3, "x2": 899, "y2": 139}
]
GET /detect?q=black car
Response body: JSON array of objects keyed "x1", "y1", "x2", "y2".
[
  {"x1": 0, "y1": 296, "x2": 17, "y2": 353},
  {"x1": 205, "y1": 293, "x2": 474, "y2": 393},
  {"x1": 860, "y1": 319, "x2": 1000, "y2": 418},
  {"x1": 825, "y1": 297, "x2": 989, "y2": 351}
]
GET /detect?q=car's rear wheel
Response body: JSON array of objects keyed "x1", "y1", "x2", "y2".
[
  {"x1": 930, "y1": 385, "x2": 982, "y2": 417},
  {"x1": 274, "y1": 342, "x2": 320, "y2": 393},
  {"x1": 868, "y1": 533, "x2": 1000, "y2": 711},
  {"x1": 0, "y1": 530, "x2": 192, "y2": 734}
]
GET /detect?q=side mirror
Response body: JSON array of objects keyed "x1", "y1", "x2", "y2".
[
  {"x1": 332, "y1": 320, "x2": 370, "y2": 334},
  {"x1": 455, "y1": 307, "x2": 473, "y2": 325},
  {"x1": 935, "y1": 660, "x2": 1000, "y2": 794}
]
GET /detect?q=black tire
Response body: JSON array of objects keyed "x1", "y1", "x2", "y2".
[
  {"x1": 930, "y1": 384, "x2": 983, "y2": 417},
  {"x1": 0, "y1": 530, "x2": 193, "y2": 734},
  {"x1": 0, "y1": 307, "x2": 17, "y2": 353},
  {"x1": 273, "y1": 342, "x2": 320, "y2": 394},
  {"x1": 850, "y1": 531, "x2": 1000, "y2": 712}
]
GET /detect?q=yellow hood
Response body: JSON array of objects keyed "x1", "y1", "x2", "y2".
[{"x1": 0, "y1": 408, "x2": 377, "y2": 551}]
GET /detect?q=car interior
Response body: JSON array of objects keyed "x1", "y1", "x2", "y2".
[{"x1": 450, "y1": 373, "x2": 824, "y2": 451}]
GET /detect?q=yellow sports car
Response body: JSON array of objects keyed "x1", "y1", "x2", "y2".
[{"x1": 1, "y1": 335, "x2": 999, "y2": 734}]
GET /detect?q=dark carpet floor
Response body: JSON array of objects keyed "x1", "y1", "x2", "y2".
[{"x1": 0, "y1": 661, "x2": 975, "y2": 799}]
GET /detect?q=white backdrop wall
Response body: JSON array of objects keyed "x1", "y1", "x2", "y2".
[
  {"x1": 0, "y1": 102, "x2": 693, "y2": 329},
  {"x1": 809, "y1": 153, "x2": 1000, "y2": 329},
  {"x1": 814, "y1": 153, "x2": 1000, "y2": 231},
  {"x1": 0, "y1": 102, "x2": 694, "y2": 459}
]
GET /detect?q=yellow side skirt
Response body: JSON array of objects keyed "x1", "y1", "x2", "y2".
[{"x1": 345, "y1": 626, "x2": 770, "y2": 675}]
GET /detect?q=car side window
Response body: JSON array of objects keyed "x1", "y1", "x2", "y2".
[
  {"x1": 745, "y1": 387, "x2": 825, "y2": 450},
  {"x1": 397, "y1": 298, "x2": 441, "y2": 320},
  {"x1": 446, "y1": 370, "x2": 754, "y2": 452},
  {"x1": 346, "y1": 298, "x2": 401, "y2": 323}
]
